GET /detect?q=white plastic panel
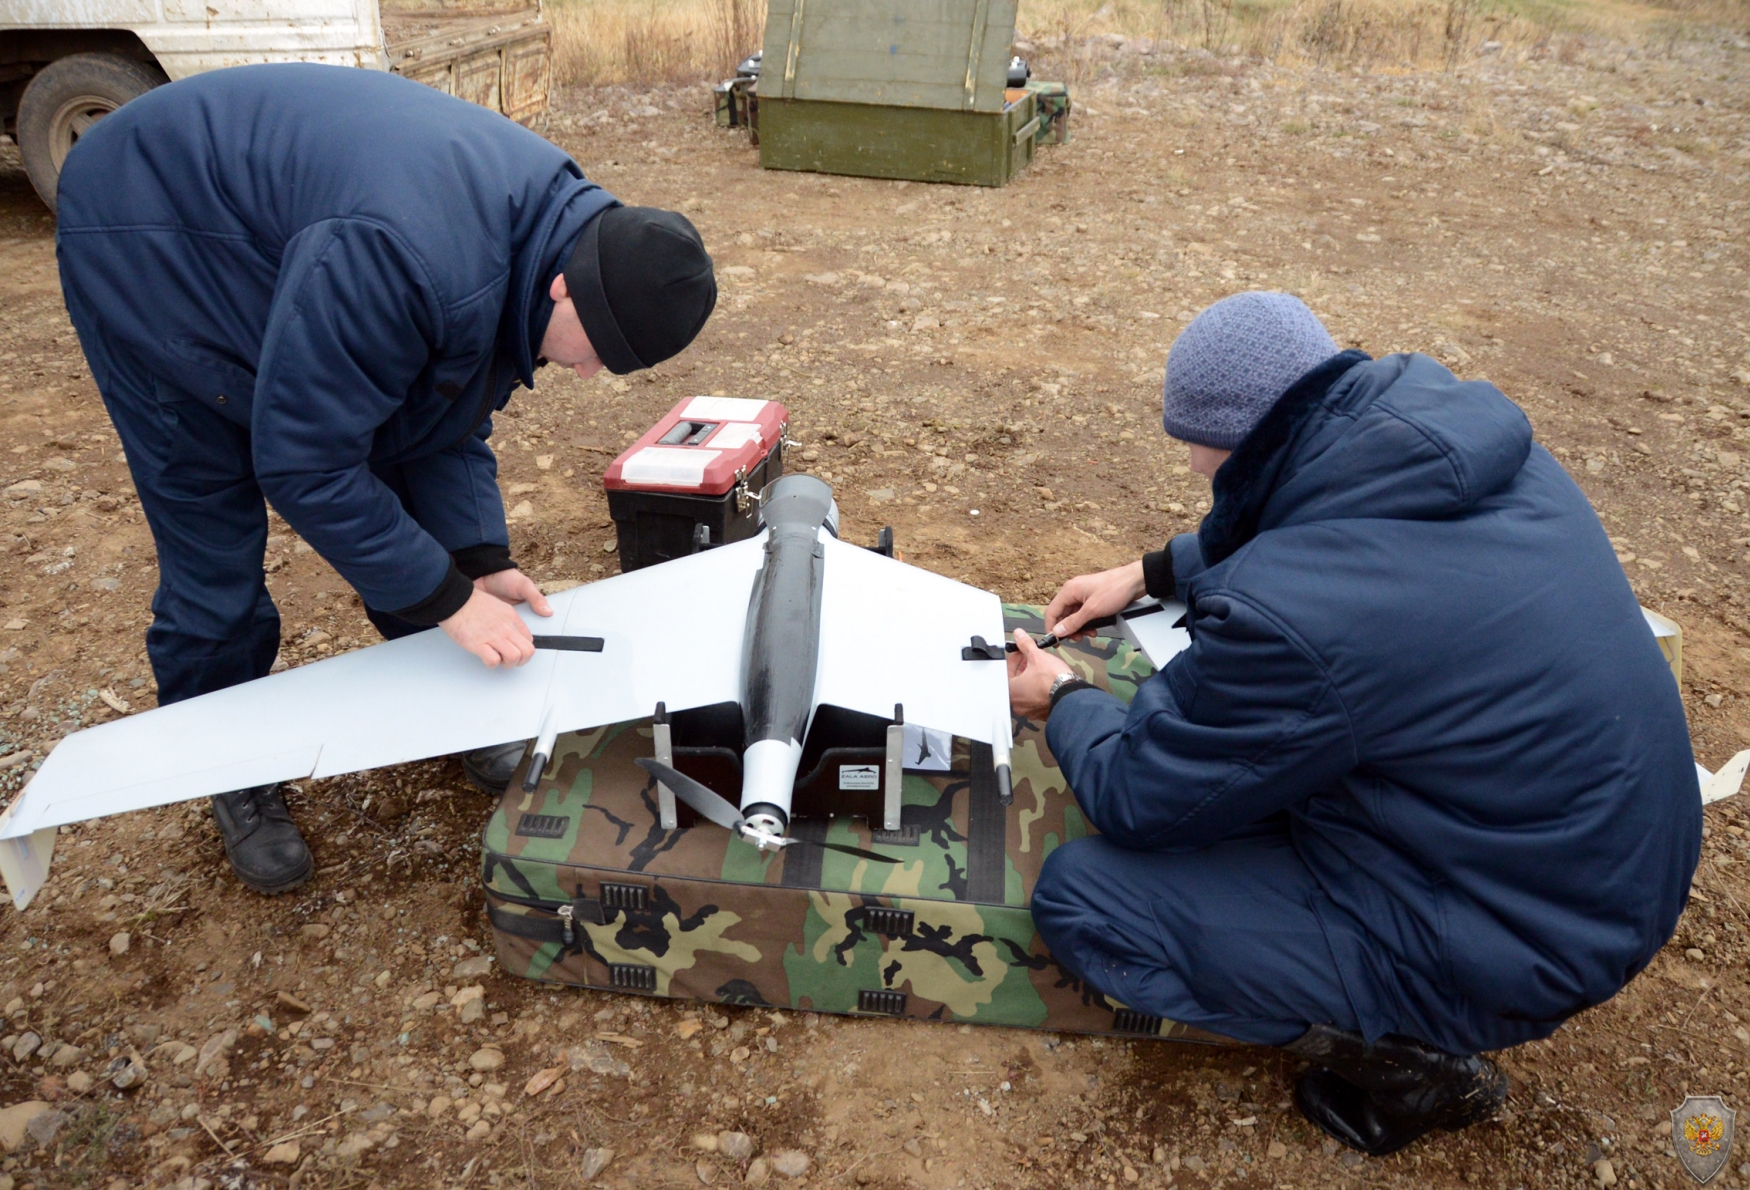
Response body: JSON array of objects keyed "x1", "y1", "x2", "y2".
[
  {"x1": 1117, "y1": 599, "x2": 1191, "y2": 670},
  {"x1": 1, "y1": 537, "x2": 766, "y2": 842},
  {"x1": 684, "y1": 396, "x2": 769, "y2": 420},
  {"x1": 813, "y1": 534, "x2": 1007, "y2": 744},
  {"x1": 620, "y1": 446, "x2": 720, "y2": 487}
]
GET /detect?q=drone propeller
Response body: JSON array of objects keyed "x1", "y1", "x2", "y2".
[{"x1": 635, "y1": 758, "x2": 900, "y2": 864}]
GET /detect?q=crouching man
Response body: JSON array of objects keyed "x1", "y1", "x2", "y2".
[{"x1": 1007, "y1": 292, "x2": 1698, "y2": 1155}]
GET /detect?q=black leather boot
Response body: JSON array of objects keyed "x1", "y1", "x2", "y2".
[
  {"x1": 460, "y1": 741, "x2": 527, "y2": 793},
  {"x1": 210, "y1": 784, "x2": 313, "y2": 895},
  {"x1": 1286, "y1": 1024, "x2": 1508, "y2": 1157}
]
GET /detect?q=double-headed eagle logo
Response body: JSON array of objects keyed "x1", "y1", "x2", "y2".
[{"x1": 1672, "y1": 1095, "x2": 1736, "y2": 1184}]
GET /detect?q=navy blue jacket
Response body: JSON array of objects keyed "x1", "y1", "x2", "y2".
[
  {"x1": 1048, "y1": 351, "x2": 1699, "y2": 1047},
  {"x1": 55, "y1": 64, "x2": 617, "y2": 616}
]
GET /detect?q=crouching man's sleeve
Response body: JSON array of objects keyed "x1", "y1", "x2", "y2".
[
  {"x1": 1046, "y1": 587, "x2": 1358, "y2": 850},
  {"x1": 252, "y1": 218, "x2": 470, "y2": 624},
  {"x1": 1139, "y1": 532, "x2": 1208, "y2": 602}
]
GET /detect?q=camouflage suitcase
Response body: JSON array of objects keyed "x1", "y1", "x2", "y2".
[{"x1": 481, "y1": 605, "x2": 1229, "y2": 1044}]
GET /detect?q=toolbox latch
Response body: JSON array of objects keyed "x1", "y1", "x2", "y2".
[{"x1": 732, "y1": 466, "x2": 759, "y2": 514}]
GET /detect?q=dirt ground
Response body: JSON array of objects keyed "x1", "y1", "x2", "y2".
[{"x1": 1, "y1": 24, "x2": 1749, "y2": 1190}]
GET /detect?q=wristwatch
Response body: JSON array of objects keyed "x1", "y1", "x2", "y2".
[{"x1": 1047, "y1": 671, "x2": 1084, "y2": 702}]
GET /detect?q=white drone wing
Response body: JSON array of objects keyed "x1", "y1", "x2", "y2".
[
  {"x1": 0, "y1": 537, "x2": 768, "y2": 905},
  {"x1": 814, "y1": 535, "x2": 1009, "y2": 745}
]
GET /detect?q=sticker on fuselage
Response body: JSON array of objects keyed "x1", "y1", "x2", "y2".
[{"x1": 838, "y1": 765, "x2": 880, "y2": 791}]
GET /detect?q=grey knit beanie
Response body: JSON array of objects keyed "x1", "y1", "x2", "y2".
[{"x1": 1161, "y1": 292, "x2": 1341, "y2": 450}]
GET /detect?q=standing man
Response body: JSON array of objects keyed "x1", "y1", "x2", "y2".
[
  {"x1": 1008, "y1": 292, "x2": 1698, "y2": 1155},
  {"x1": 56, "y1": 64, "x2": 716, "y2": 895}
]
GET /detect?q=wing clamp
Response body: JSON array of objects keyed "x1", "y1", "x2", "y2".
[{"x1": 961, "y1": 636, "x2": 1007, "y2": 661}]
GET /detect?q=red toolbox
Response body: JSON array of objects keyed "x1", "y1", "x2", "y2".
[{"x1": 603, "y1": 396, "x2": 789, "y2": 571}]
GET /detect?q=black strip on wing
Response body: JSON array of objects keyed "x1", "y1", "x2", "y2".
[{"x1": 532, "y1": 635, "x2": 605, "y2": 652}]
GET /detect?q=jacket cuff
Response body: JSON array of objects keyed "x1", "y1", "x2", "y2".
[
  {"x1": 388, "y1": 561, "x2": 475, "y2": 626},
  {"x1": 1048, "y1": 678, "x2": 1098, "y2": 713},
  {"x1": 452, "y1": 543, "x2": 516, "y2": 580},
  {"x1": 1140, "y1": 550, "x2": 1176, "y2": 601}
]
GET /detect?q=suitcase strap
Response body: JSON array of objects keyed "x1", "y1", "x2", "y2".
[{"x1": 488, "y1": 895, "x2": 607, "y2": 953}]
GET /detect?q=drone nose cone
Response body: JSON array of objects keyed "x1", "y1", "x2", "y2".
[{"x1": 760, "y1": 473, "x2": 835, "y2": 529}]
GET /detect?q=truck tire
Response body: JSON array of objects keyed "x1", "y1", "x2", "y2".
[{"x1": 18, "y1": 53, "x2": 169, "y2": 213}]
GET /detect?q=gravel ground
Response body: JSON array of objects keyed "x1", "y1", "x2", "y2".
[{"x1": 0, "y1": 24, "x2": 1747, "y2": 1190}]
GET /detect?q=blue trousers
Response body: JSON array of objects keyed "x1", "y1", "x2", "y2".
[
  {"x1": 71, "y1": 326, "x2": 425, "y2": 707},
  {"x1": 1033, "y1": 822, "x2": 1372, "y2": 1048}
]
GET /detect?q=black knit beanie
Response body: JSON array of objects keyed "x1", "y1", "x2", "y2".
[{"x1": 564, "y1": 206, "x2": 716, "y2": 375}]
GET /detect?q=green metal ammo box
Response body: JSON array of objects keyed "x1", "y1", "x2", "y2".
[{"x1": 756, "y1": 0, "x2": 1044, "y2": 187}]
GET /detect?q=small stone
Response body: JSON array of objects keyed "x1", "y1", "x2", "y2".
[
  {"x1": 469, "y1": 1047, "x2": 505, "y2": 1072},
  {"x1": 904, "y1": 1139, "x2": 922, "y2": 1157},
  {"x1": 770, "y1": 1150, "x2": 810, "y2": 1179},
  {"x1": 579, "y1": 1146, "x2": 615, "y2": 1182},
  {"x1": 108, "y1": 932, "x2": 131, "y2": 957},
  {"x1": 334, "y1": 1129, "x2": 377, "y2": 1159},
  {"x1": 0, "y1": 1102, "x2": 49, "y2": 1152},
  {"x1": 718, "y1": 1131, "x2": 754, "y2": 1162},
  {"x1": 262, "y1": 1140, "x2": 301, "y2": 1164},
  {"x1": 48, "y1": 1045, "x2": 82, "y2": 1069},
  {"x1": 696, "y1": 1159, "x2": 719, "y2": 1184},
  {"x1": 1183, "y1": 1155, "x2": 1206, "y2": 1172},
  {"x1": 1595, "y1": 1158, "x2": 1617, "y2": 1186},
  {"x1": 464, "y1": 1119, "x2": 492, "y2": 1142},
  {"x1": 523, "y1": 1067, "x2": 562, "y2": 1097},
  {"x1": 1152, "y1": 1146, "x2": 1167, "y2": 1164},
  {"x1": 692, "y1": 1132, "x2": 719, "y2": 1153},
  {"x1": 24, "y1": 1109, "x2": 68, "y2": 1147},
  {"x1": 195, "y1": 1029, "x2": 238, "y2": 1078},
  {"x1": 1685, "y1": 947, "x2": 1706, "y2": 962},
  {"x1": 1123, "y1": 1166, "x2": 1139, "y2": 1183},
  {"x1": 743, "y1": 1157, "x2": 770, "y2": 1187},
  {"x1": 427, "y1": 1095, "x2": 453, "y2": 1118},
  {"x1": 10, "y1": 1034, "x2": 38, "y2": 1063},
  {"x1": 1267, "y1": 1140, "x2": 1288, "y2": 1159},
  {"x1": 107, "y1": 1056, "x2": 148, "y2": 1090},
  {"x1": 676, "y1": 1019, "x2": 703, "y2": 1040},
  {"x1": 299, "y1": 923, "x2": 331, "y2": 941},
  {"x1": 453, "y1": 955, "x2": 494, "y2": 979},
  {"x1": 64, "y1": 1072, "x2": 92, "y2": 1095}
]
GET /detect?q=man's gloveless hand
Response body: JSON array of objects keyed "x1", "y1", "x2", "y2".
[
  {"x1": 1043, "y1": 560, "x2": 1148, "y2": 640},
  {"x1": 440, "y1": 569, "x2": 554, "y2": 668}
]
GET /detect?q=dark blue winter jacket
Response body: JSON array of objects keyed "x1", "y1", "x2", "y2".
[
  {"x1": 55, "y1": 64, "x2": 618, "y2": 617},
  {"x1": 1048, "y1": 350, "x2": 1700, "y2": 1049}
]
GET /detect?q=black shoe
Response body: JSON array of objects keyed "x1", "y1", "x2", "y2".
[
  {"x1": 460, "y1": 741, "x2": 528, "y2": 793},
  {"x1": 210, "y1": 784, "x2": 312, "y2": 895},
  {"x1": 1286, "y1": 1024, "x2": 1508, "y2": 1157}
]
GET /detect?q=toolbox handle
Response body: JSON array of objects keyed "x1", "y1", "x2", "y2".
[{"x1": 1013, "y1": 115, "x2": 1042, "y2": 146}]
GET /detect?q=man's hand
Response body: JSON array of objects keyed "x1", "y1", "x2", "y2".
[
  {"x1": 1008, "y1": 629, "x2": 1074, "y2": 720},
  {"x1": 1043, "y1": 560, "x2": 1148, "y2": 640},
  {"x1": 439, "y1": 569, "x2": 553, "y2": 668}
]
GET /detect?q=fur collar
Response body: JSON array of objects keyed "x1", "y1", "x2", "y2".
[{"x1": 1197, "y1": 350, "x2": 1371, "y2": 567}]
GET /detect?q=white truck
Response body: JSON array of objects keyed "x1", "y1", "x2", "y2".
[{"x1": 1, "y1": 1, "x2": 553, "y2": 210}]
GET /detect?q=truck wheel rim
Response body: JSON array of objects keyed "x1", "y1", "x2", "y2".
[{"x1": 48, "y1": 94, "x2": 120, "y2": 171}]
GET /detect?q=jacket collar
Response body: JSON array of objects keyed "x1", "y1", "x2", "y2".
[
  {"x1": 504, "y1": 177, "x2": 617, "y2": 389},
  {"x1": 1198, "y1": 349, "x2": 1371, "y2": 567}
]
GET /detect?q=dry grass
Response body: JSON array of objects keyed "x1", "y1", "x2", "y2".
[
  {"x1": 546, "y1": 0, "x2": 765, "y2": 85},
  {"x1": 544, "y1": 0, "x2": 1750, "y2": 85}
]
